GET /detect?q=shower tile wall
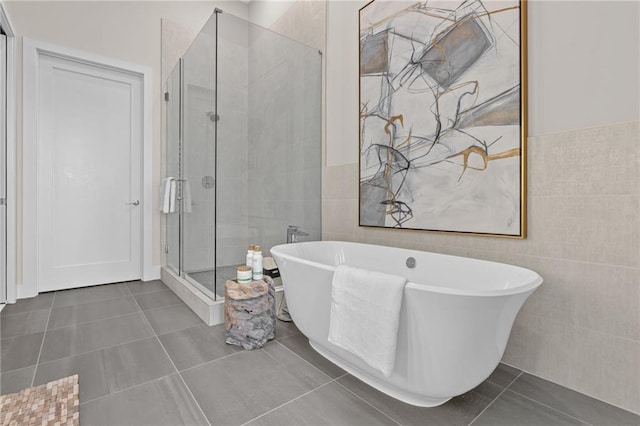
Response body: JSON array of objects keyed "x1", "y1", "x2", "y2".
[
  {"x1": 246, "y1": 27, "x2": 322, "y2": 256},
  {"x1": 322, "y1": 121, "x2": 640, "y2": 414},
  {"x1": 216, "y1": 20, "x2": 249, "y2": 267}
]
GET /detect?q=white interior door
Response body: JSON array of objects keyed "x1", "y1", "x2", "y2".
[
  {"x1": 37, "y1": 54, "x2": 143, "y2": 292},
  {"x1": 0, "y1": 34, "x2": 6, "y2": 302}
]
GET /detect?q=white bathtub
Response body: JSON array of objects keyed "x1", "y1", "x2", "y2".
[{"x1": 270, "y1": 241, "x2": 542, "y2": 407}]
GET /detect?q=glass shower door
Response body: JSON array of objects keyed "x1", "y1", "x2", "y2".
[
  {"x1": 165, "y1": 62, "x2": 181, "y2": 274},
  {"x1": 182, "y1": 13, "x2": 218, "y2": 298},
  {"x1": 163, "y1": 9, "x2": 322, "y2": 301},
  {"x1": 0, "y1": 33, "x2": 6, "y2": 303}
]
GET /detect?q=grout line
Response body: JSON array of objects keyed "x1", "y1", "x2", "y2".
[
  {"x1": 239, "y1": 379, "x2": 336, "y2": 426},
  {"x1": 78, "y1": 372, "x2": 176, "y2": 407},
  {"x1": 44, "y1": 296, "x2": 141, "y2": 332},
  {"x1": 467, "y1": 371, "x2": 523, "y2": 426},
  {"x1": 0, "y1": 306, "x2": 53, "y2": 319},
  {"x1": 505, "y1": 388, "x2": 596, "y2": 426},
  {"x1": 138, "y1": 298, "x2": 191, "y2": 315},
  {"x1": 44, "y1": 310, "x2": 148, "y2": 334},
  {"x1": 148, "y1": 320, "x2": 206, "y2": 337},
  {"x1": 51, "y1": 283, "x2": 137, "y2": 310},
  {"x1": 272, "y1": 338, "x2": 336, "y2": 381},
  {"x1": 33, "y1": 334, "x2": 156, "y2": 371},
  {"x1": 469, "y1": 371, "x2": 593, "y2": 426},
  {"x1": 127, "y1": 284, "x2": 173, "y2": 297},
  {"x1": 263, "y1": 340, "x2": 400, "y2": 425},
  {"x1": 30, "y1": 292, "x2": 56, "y2": 387},
  {"x1": 502, "y1": 363, "x2": 640, "y2": 415},
  {"x1": 333, "y1": 378, "x2": 402, "y2": 426},
  {"x1": 504, "y1": 370, "x2": 524, "y2": 389},
  {"x1": 128, "y1": 285, "x2": 212, "y2": 426},
  {"x1": 177, "y1": 349, "x2": 245, "y2": 374},
  {"x1": 518, "y1": 312, "x2": 640, "y2": 345}
]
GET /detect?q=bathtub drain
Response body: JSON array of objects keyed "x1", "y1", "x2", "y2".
[{"x1": 406, "y1": 257, "x2": 416, "y2": 269}]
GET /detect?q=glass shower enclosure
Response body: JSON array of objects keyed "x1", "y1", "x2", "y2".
[{"x1": 164, "y1": 10, "x2": 322, "y2": 300}]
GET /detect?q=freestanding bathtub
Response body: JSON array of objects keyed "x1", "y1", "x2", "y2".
[{"x1": 270, "y1": 241, "x2": 542, "y2": 407}]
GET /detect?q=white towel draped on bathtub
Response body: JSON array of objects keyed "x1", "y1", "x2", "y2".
[
  {"x1": 160, "y1": 177, "x2": 176, "y2": 213},
  {"x1": 328, "y1": 265, "x2": 407, "y2": 377}
]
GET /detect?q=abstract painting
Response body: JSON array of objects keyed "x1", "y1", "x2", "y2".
[{"x1": 359, "y1": 0, "x2": 527, "y2": 237}]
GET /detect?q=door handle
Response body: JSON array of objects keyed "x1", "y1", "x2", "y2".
[{"x1": 126, "y1": 200, "x2": 140, "y2": 206}]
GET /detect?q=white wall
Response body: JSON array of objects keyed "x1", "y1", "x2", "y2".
[
  {"x1": 5, "y1": 1, "x2": 249, "y2": 286},
  {"x1": 248, "y1": 0, "x2": 296, "y2": 28}
]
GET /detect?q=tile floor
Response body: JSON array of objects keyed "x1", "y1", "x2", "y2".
[{"x1": 1, "y1": 281, "x2": 638, "y2": 426}]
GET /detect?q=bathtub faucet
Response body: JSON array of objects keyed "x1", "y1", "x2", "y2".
[{"x1": 287, "y1": 225, "x2": 309, "y2": 244}]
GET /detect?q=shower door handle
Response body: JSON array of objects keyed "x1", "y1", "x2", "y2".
[{"x1": 126, "y1": 200, "x2": 140, "y2": 206}]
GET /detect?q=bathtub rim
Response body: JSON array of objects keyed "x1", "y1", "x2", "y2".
[{"x1": 270, "y1": 241, "x2": 543, "y2": 298}]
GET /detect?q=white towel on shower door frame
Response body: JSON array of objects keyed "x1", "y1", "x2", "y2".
[
  {"x1": 328, "y1": 264, "x2": 407, "y2": 377},
  {"x1": 160, "y1": 177, "x2": 176, "y2": 213}
]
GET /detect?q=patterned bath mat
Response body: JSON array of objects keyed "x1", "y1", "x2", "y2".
[{"x1": 0, "y1": 374, "x2": 79, "y2": 425}]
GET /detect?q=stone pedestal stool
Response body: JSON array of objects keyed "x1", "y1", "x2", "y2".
[{"x1": 224, "y1": 276, "x2": 276, "y2": 350}]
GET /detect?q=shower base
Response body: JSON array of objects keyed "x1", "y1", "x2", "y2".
[
  {"x1": 160, "y1": 266, "x2": 284, "y2": 326},
  {"x1": 187, "y1": 266, "x2": 237, "y2": 298},
  {"x1": 188, "y1": 266, "x2": 283, "y2": 299}
]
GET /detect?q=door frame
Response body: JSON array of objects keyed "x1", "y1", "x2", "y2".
[
  {"x1": 0, "y1": 1, "x2": 16, "y2": 303},
  {"x1": 22, "y1": 38, "x2": 154, "y2": 298}
]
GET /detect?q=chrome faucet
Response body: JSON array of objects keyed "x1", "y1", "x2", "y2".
[{"x1": 287, "y1": 225, "x2": 309, "y2": 244}]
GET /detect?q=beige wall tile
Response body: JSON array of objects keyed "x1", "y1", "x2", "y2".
[
  {"x1": 524, "y1": 195, "x2": 639, "y2": 267},
  {"x1": 322, "y1": 164, "x2": 358, "y2": 200},
  {"x1": 322, "y1": 198, "x2": 358, "y2": 236},
  {"x1": 504, "y1": 313, "x2": 640, "y2": 414},
  {"x1": 269, "y1": 1, "x2": 326, "y2": 52},
  {"x1": 514, "y1": 257, "x2": 639, "y2": 341},
  {"x1": 321, "y1": 121, "x2": 640, "y2": 413},
  {"x1": 528, "y1": 122, "x2": 640, "y2": 197}
]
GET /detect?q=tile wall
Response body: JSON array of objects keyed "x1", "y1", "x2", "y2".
[
  {"x1": 245, "y1": 3, "x2": 325, "y2": 255},
  {"x1": 322, "y1": 121, "x2": 640, "y2": 414}
]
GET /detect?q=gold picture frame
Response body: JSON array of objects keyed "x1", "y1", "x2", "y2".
[{"x1": 359, "y1": 0, "x2": 528, "y2": 238}]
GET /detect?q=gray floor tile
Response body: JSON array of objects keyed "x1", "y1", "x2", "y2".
[
  {"x1": 1, "y1": 293, "x2": 54, "y2": 316},
  {"x1": 126, "y1": 279, "x2": 169, "y2": 295},
  {"x1": 1, "y1": 309, "x2": 50, "y2": 338},
  {"x1": 39, "y1": 313, "x2": 153, "y2": 363},
  {"x1": 47, "y1": 295, "x2": 140, "y2": 330},
  {"x1": 34, "y1": 337, "x2": 175, "y2": 403},
  {"x1": 181, "y1": 341, "x2": 332, "y2": 425},
  {"x1": 0, "y1": 366, "x2": 35, "y2": 395},
  {"x1": 53, "y1": 283, "x2": 131, "y2": 308},
  {"x1": 472, "y1": 390, "x2": 587, "y2": 425},
  {"x1": 0, "y1": 332, "x2": 44, "y2": 373},
  {"x1": 80, "y1": 374, "x2": 208, "y2": 426},
  {"x1": 509, "y1": 373, "x2": 640, "y2": 426},
  {"x1": 158, "y1": 324, "x2": 241, "y2": 371},
  {"x1": 279, "y1": 333, "x2": 345, "y2": 378},
  {"x1": 247, "y1": 381, "x2": 396, "y2": 426},
  {"x1": 134, "y1": 289, "x2": 184, "y2": 311},
  {"x1": 338, "y1": 374, "x2": 504, "y2": 426},
  {"x1": 276, "y1": 318, "x2": 301, "y2": 339},
  {"x1": 487, "y1": 363, "x2": 522, "y2": 388},
  {"x1": 143, "y1": 303, "x2": 203, "y2": 335}
]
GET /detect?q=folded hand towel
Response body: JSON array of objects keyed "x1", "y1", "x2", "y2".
[
  {"x1": 160, "y1": 177, "x2": 176, "y2": 213},
  {"x1": 169, "y1": 179, "x2": 176, "y2": 213},
  {"x1": 328, "y1": 265, "x2": 407, "y2": 377}
]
